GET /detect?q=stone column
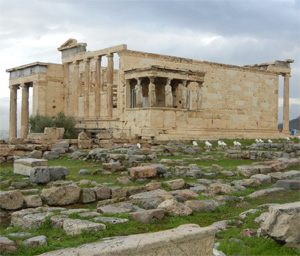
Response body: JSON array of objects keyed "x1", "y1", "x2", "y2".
[
  {"x1": 165, "y1": 78, "x2": 173, "y2": 108},
  {"x1": 21, "y1": 83, "x2": 29, "y2": 139},
  {"x1": 135, "y1": 78, "x2": 143, "y2": 108},
  {"x1": 283, "y1": 74, "x2": 290, "y2": 133},
  {"x1": 196, "y1": 82, "x2": 203, "y2": 110},
  {"x1": 73, "y1": 60, "x2": 79, "y2": 117},
  {"x1": 95, "y1": 56, "x2": 102, "y2": 116},
  {"x1": 106, "y1": 53, "x2": 114, "y2": 117},
  {"x1": 148, "y1": 77, "x2": 156, "y2": 107},
  {"x1": 84, "y1": 58, "x2": 90, "y2": 117},
  {"x1": 181, "y1": 80, "x2": 188, "y2": 109},
  {"x1": 9, "y1": 85, "x2": 18, "y2": 139}
]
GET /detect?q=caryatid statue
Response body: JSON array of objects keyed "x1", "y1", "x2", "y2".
[
  {"x1": 135, "y1": 78, "x2": 143, "y2": 107},
  {"x1": 181, "y1": 80, "x2": 188, "y2": 109},
  {"x1": 148, "y1": 77, "x2": 156, "y2": 107},
  {"x1": 196, "y1": 82, "x2": 203, "y2": 110},
  {"x1": 165, "y1": 78, "x2": 173, "y2": 108}
]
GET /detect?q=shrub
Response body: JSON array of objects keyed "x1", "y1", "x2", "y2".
[{"x1": 29, "y1": 112, "x2": 77, "y2": 139}]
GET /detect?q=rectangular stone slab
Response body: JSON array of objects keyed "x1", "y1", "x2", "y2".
[
  {"x1": 14, "y1": 158, "x2": 48, "y2": 176},
  {"x1": 38, "y1": 224, "x2": 217, "y2": 256}
]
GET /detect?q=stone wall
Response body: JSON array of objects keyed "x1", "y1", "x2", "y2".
[{"x1": 118, "y1": 50, "x2": 279, "y2": 139}]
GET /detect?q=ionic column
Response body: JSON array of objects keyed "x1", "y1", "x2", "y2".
[
  {"x1": 73, "y1": 60, "x2": 79, "y2": 116},
  {"x1": 9, "y1": 85, "x2": 18, "y2": 139},
  {"x1": 95, "y1": 56, "x2": 102, "y2": 116},
  {"x1": 20, "y1": 83, "x2": 29, "y2": 139},
  {"x1": 283, "y1": 74, "x2": 290, "y2": 133},
  {"x1": 106, "y1": 53, "x2": 114, "y2": 117},
  {"x1": 148, "y1": 77, "x2": 156, "y2": 107},
  {"x1": 84, "y1": 58, "x2": 90, "y2": 117}
]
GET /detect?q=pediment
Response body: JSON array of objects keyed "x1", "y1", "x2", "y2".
[{"x1": 58, "y1": 39, "x2": 87, "y2": 51}]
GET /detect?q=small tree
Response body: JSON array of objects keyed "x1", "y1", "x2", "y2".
[
  {"x1": 29, "y1": 113, "x2": 54, "y2": 133},
  {"x1": 29, "y1": 112, "x2": 77, "y2": 139}
]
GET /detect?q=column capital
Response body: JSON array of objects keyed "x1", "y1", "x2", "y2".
[
  {"x1": 149, "y1": 76, "x2": 155, "y2": 83},
  {"x1": 283, "y1": 73, "x2": 291, "y2": 78},
  {"x1": 20, "y1": 83, "x2": 28, "y2": 89},
  {"x1": 84, "y1": 58, "x2": 91, "y2": 63},
  {"x1": 94, "y1": 55, "x2": 102, "y2": 60},
  {"x1": 73, "y1": 60, "x2": 80, "y2": 65},
  {"x1": 106, "y1": 52, "x2": 113, "y2": 58},
  {"x1": 9, "y1": 84, "x2": 19, "y2": 90}
]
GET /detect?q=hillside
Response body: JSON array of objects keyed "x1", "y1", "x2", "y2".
[{"x1": 278, "y1": 116, "x2": 300, "y2": 131}]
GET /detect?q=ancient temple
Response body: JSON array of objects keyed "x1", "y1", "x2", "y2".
[{"x1": 6, "y1": 39, "x2": 293, "y2": 140}]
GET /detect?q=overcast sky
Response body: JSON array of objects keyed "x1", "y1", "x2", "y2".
[{"x1": 0, "y1": 0, "x2": 299, "y2": 131}]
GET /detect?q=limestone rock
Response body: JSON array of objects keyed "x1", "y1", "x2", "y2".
[
  {"x1": 24, "y1": 195, "x2": 43, "y2": 208},
  {"x1": 41, "y1": 185, "x2": 81, "y2": 206},
  {"x1": 239, "y1": 209, "x2": 259, "y2": 219},
  {"x1": 0, "y1": 190, "x2": 24, "y2": 210},
  {"x1": 178, "y1": 190, "x2": 199, "y2": 199},
  {"x1": 93, "y1": 217, "x2": 129, "y2": 224},
  {"x1": 44, "y1": 151, "x2": 60, "y2": 160},
  {"x1": 247, "y1": 188, "x2": 285, "y2": 198},
  {"x1": 145, "y1": 181, "x2": 162, "y2": 191},
  {"x1": 185, "y1": 200, "x2": 215, "y2": 212},
  {"x1": 208, "y1": 183, "x2": 236, "y2": 194},
  {"x1": 21, "y1": 212, "x2": 54, "y2": 230},
  {"x1": 283, "y1": 170, "x2": 300, "y2": 179},
  {"x1": 117, "y1": 177, "x2": 133, "y2": 185},
  {"x1": 189, "y1": 184, "x2": 207, "y2": 194},
  {"x1": 93, "y1": 185, "x2": 111, "y2": 200},
  {"x1": 274, "y1": 179, "x2": 300, "y2": 190},
  {"x1": 97, "y1": 205, "x2": 131, "y2": 214},
  {"x1": 14, "y1": 158, "x2": 48, "y2": 176},
  {"x1": 0, "y1": 236, "x2": 18, "y2": 253},
  {"x1": 38, "y1": 224, "x2": 217, "y2": 256},
  {"x1": 55, "y1": 141, "x2": 69, "y2": 149},
  {"x1": 158, "y1": 199, "x2": 193, "y2": 216},
  {"x1": 27, "y1": 150, "x2": 42, "y2": 159},
  {"x1": 23, "y1": 235, "x2": 47, "y2": 248},
  {"x1": 129, "y1": 189, "x2": 174, "y2": 202},
  {"x1": 236, "y1": 165, "x2": 259, "y2": 177},
  {"x1": 258, "y1": 202, "x2": 300, "y2": 245},
  {"x1": 250, "y1": 174, "x2": 272, "y2": 184},
  {"x1": 82, "y1": 188, "x2": 96, "y2": 203},
  {"x1": 78, "y1": 169, "x2": 90, "y2": 175},
  {"x1": 30, "y1": 167, "x2": 50, "y2": 184},
  {"x1": 49, "y1": 166, "x2": 70, "y2": 180},
  {"x1": 163, "y1": 179, "x2": 185, "y2": 190},
  {"x1": 254, "y1": 212, "x2": 269, "y2": 224},
  {"x1": 139, "y1": 198, "x2": 163, "y2": 209},
  {"x1": 51, "y1": 215, "x2": 69, "y2": 228},
  {"x1": 63, "y1": 219, "x2": 106, "y2": 236},
  {"x1": 131, "y1": 209, "x2": 164, "y2": 223},
  {"x1": 130, "y1": 166, "x2": 157, "y2": 179}
]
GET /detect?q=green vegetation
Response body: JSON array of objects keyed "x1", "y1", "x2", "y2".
[
  {"x1": 1, "y1": 142, "x2": 300, "y2": 256},
  {"x1": 29, "y1": 112, "x2": 77, "y2": 139}
]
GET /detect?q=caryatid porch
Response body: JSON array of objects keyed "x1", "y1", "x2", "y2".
[{"x1": 124, "y1": 65, "x2": 206, "y2": 110}]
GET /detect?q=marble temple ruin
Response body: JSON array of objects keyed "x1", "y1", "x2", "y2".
[{"x1": 6, "y1": 39, "x2": 294, "y2": 140}]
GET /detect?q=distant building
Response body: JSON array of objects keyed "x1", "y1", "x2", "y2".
[{"x1": 6, "y1": 39, "x2": 293, "y2": 140}]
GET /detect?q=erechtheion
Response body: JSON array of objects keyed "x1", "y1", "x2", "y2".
[{"x1": 6, "y1": 39, "x2": 294, "y2": 140}]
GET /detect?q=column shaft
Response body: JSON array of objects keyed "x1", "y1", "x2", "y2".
[
  {"x1": 106, "y1": 53, "x2": 114, "y2": 117},
  {"x1": 9, "y1": 86, "x2": 18, "y2": 139},
  {"x1": 21, "y1": 84, "x2": 29, "y2": 139},
  {"x1": 283, "y1": 74, "x2": 290, "y2": 133},
  {"x1": 95, "y1": 56, "x2": 102, "y2": 116},
  {"x1": 73, "y1": 61, "x2": 79, "y2": 116},
  {"x1": 84, "y1": 59, "x2": 90, "y2": 117}
]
